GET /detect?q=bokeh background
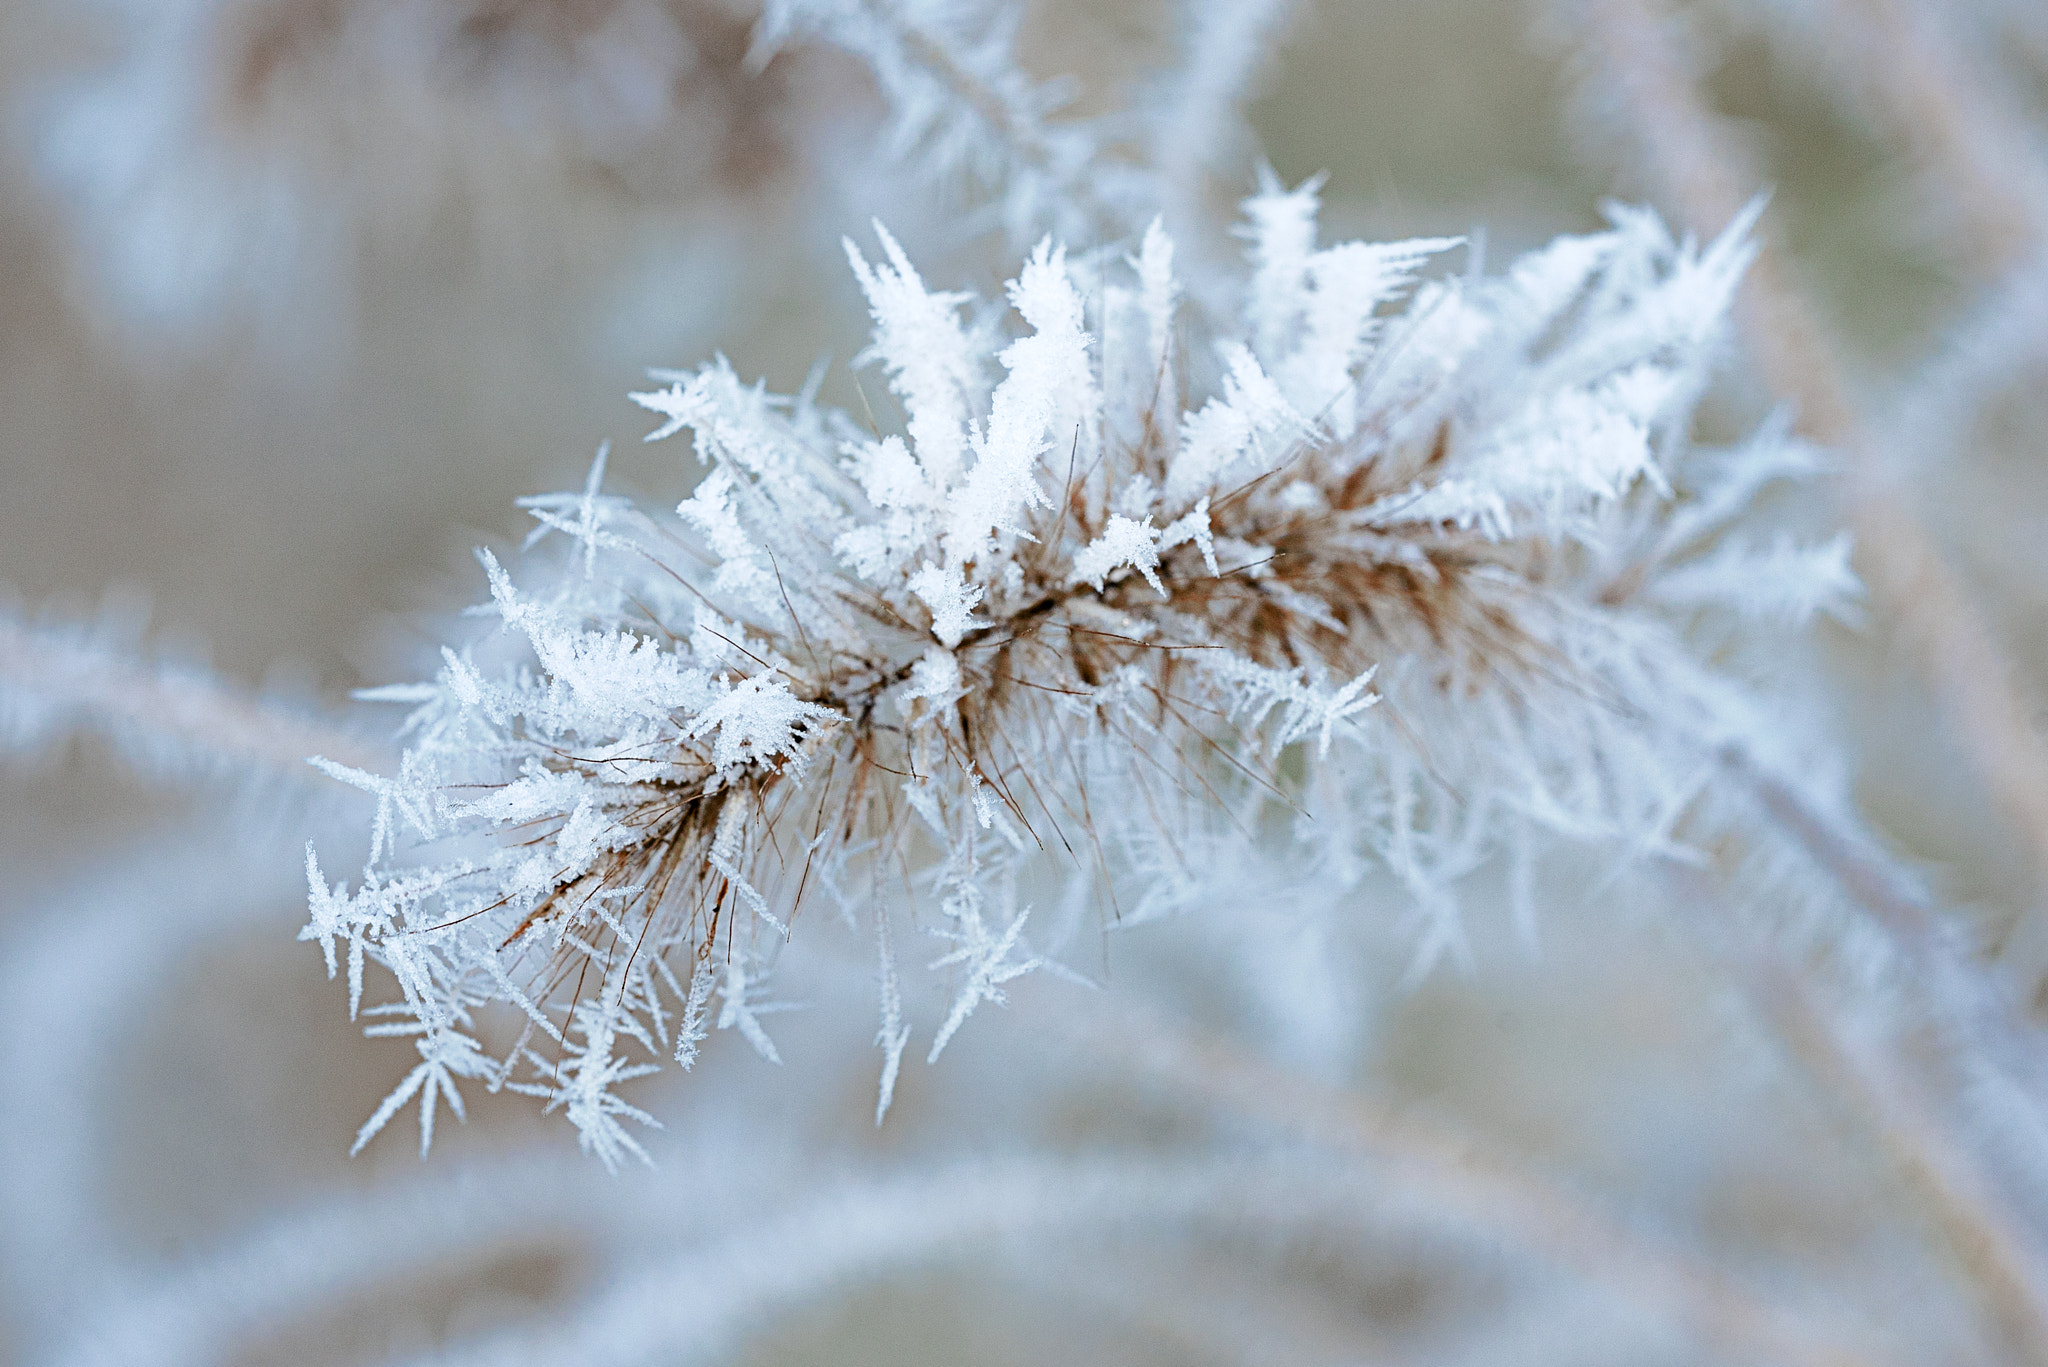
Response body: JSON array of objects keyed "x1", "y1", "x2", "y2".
[{"x1": 5, "y1": 1, "x2": 2048, "y2": 1363}]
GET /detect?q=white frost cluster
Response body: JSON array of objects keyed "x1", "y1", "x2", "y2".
[{"x1": 307, "y1": 181, "x2": 1852, "y2": 1162}]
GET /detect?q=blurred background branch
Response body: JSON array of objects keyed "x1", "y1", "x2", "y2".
[{"x1": 8, "y1": 1, "x2": 2048, "y2": 1364}]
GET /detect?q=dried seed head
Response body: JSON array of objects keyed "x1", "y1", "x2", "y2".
[{"x1": 308, "y1": 183, "x2": 1848, "y2": 1158}]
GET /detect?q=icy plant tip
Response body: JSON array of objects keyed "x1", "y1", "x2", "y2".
[{"x1": 305, "y1": 179, "x2": 1852, "y2": 1163}]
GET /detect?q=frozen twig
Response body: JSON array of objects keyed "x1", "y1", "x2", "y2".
[
  {"x1": 1716, "y1": 742, "x2": 2048, "y2": 1351},
  {"x1": 1565, "y1": 2, "x2": 2048, "y2": 1350},
  {"x1": 1715, "y1": 739, "x2": 1934, "y2": 940},
  {"x1": 0, "y1": 823, "x2": 317, "y2": 1354},
  {"x1": 307, "y1": 197, "x2": 1842, "y2": 1155},
  {"x1": 0, "y1": 608, "x2": 385, "y2": 785},
  {"x1": 1043, "y1": 989, "x2": 1893, "y2": 1367},
  {"x1": 1153, "y1": 0, "x2": 1305, "y2": 252},
  {"x1": 1739, "y1": 947, "x2": 2048, "y2": 1366},
  {"x1": 45, "y1": 1149, "x2": 659, "y2": 1367},
  {"x1": 405, "y1": 1147, "x2": 1872, "y2": 1367},
  {"x1": 1567, "y1": 0, "x2": 2048, "y2": 935},
  {"x1": 758, "y1": 0, "x2": 1144, "y2": 241},
  {"x1": 1885, "y1": 249, "x2": 2048, "y2": 474},
  {"x1": 1743, "y1": 0, "x2": 2048, "y2": 274}
]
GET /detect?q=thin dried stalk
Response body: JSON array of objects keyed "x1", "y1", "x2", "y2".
[
  {"x1": 763, "y1": 0, "x2": 1141, "y2": 240},
  {"x1": 0, "y1": 824, "x2": 319, "y2": 1348},
  {"x1": 1719, "y1": 745, "x2": 2048, "y2": 1360}
]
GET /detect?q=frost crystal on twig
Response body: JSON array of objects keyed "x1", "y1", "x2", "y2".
[{"x1": 308, "y1": 181, "x2": 1846, "y2": 1157}]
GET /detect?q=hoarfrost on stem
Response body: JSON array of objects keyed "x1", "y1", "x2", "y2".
[{"x1": 307, "y1": 180, "x2": 1843, "y2": 1156}]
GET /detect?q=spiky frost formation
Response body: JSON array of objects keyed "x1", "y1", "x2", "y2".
[{"x1": 306, "y1": 182, "x2": 1855, "y2": 1162}]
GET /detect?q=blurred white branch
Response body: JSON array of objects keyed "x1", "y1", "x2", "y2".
[
  {"x1": 405, "y1": 1149, "x2": 1855, "y2": 1367},
  {"x1": 1049, "y1": 990, "x2": 1896, "y2": 1367},
  {"x1": 0, "y1": 604, "x2": 384, "y2": 784},
  {"x1": 1564, "y1": 0, "x2": 2048, "y2": 928},
  {"x1": 1742, "y1": 0, "x2": 2048, "y2": 273},
  {"x1": 0, "y1": 825, "x2": 315, "y2": 1355}
]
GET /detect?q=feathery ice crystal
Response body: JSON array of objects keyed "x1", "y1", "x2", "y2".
[{"x1": 306, "y1": 180, "x2": 1852, "y2": 1165}]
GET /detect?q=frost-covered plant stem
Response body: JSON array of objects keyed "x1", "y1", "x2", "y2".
[
  {"x1": 1153, "y1": 0, "x2": 1304, "y2": 255},
  {"x1": 1566, "y1": 3, "x2": 2048, "y2": 1343},
  {"x1": 42, "y1": 1146, "x2": 684, "y2": 1367},
  {"x1": 1714, "y1": 736, "x2": 2045, "y2": 1100},
  {"x1": 0, "y1": 608, "x2": 383, "y2": 783},
  {"x1": 0, "y1": 823, "x2": 318, "y2": 1354},
  {"x1": 1886, "y1": 250, "x2": 2048, "y2": 475},
  {"x1": 309, "y1": 179, "x2": 1864, "y2": 1184},
  {"x1": 1707, "y1": 740, "x2": 2048, "y2": 1355},
  {"x1": 1729, "y1": 939, "x2": 2048, "y2": 1365},
  {"x1": 404, "y1": 1148, "x2": 1878, "y2": 1367},
  {"x1": 1041, "y1": 987, "x2": 1897, "y2": 1367},
  {"x1": 1716, "y1": 741, "x2": 1934, "y2": 940},
  {"x1": 1740, "y1": 0, "x2": 2048, "y2": 275},
  {"x1": 1566, "y1": 0, "x2": 2048, "y2": 947},
  {"x1": 756, "y1": 0, "x2": 1145, "y2": 241}
]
